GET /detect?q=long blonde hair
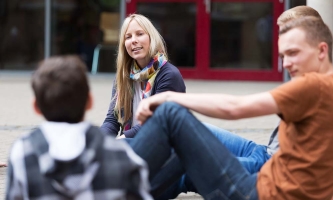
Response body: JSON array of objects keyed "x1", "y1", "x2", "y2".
[{"x1": 115, "y1": 14, "x2": 168, "y2": 123}]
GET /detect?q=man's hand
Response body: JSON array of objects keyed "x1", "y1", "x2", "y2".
[{"x1": 135, "y1": 91, "x2": 171, "y2": 124}]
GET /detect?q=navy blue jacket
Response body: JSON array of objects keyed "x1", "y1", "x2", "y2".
[{"x1": 100, "y1": 62, "x2": 186, "y2": 138}]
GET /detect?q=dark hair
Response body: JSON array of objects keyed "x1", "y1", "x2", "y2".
[
  {"x1": 31, "y1": 55, "x2": 90, "y2": 123},
  {"x1": 279, "y1": 16, "x2": 333, "y2": 63}
]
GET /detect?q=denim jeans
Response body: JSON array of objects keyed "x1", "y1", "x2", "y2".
[
  {"x1": 204, "y1": 123, "x2": 271, "y2": 174},
  {"x1": 155, "y1": 123, "x2": 271, "y2": 199},
  {"x1": 130, "y1": 102, "x2": 259, "y2": 200}
]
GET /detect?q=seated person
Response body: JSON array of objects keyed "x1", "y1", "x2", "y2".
[
  {"x1": 152, "y1": 6, "x2": 324, "y2": 199},
  {"x1": 131, "y1": 17, "x2": 333, "y2": 200},
  {"x1": 100, "y1": 14, "x2": 185, "y2": 138},
  {"x1": 204, "y1": 5, "x2": 323, "y2": 174},
  {"x1": 6, "y1": 56, "x2": 152, "y2": 200}
]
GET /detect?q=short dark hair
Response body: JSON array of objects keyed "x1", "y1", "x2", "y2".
[
  {"x1": 279, "y1": 16, "x2": 333, "y2": 63},
  {"x1": 31, "y1": 55, "x2": 90, "y2": 123}
]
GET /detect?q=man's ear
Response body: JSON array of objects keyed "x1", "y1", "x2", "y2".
[
  {"x1": 318, "y1": 42, "x2": 329, "y2": 61},
  {"x1": 33, "y1": 99, "x2": 42, "y2": 115},
  {"x1": 85, "y1": 92, "x2": 93, "y2": 111}
]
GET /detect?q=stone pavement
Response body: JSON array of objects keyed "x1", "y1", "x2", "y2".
[{"x1": 0, "y1": 71, "x2": 281, "y2": 199}]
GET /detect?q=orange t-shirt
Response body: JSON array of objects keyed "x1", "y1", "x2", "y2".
[{"x1": 257, "y1": 73, "x2": 333, "y2": 200}]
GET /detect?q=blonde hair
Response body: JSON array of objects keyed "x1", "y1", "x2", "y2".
[
  {"x1": 115, "y1": 14, "x2": 168, "y2": 123},
  {"x1": 277, "y1": 6, "x2": 322, "y2": 26}
]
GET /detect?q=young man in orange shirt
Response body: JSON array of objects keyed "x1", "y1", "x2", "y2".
[{"x1": 131, "y1": 16, "x2": 333, "y2": 200}]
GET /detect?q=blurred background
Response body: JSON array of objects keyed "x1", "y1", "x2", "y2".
[{"x1": 1, "y1": 0, "x2": 331, "y2": 81}]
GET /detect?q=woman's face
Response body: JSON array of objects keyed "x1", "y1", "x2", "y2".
[{"x1": 124, "y1": 20, "x2": 151, "y2": 68}]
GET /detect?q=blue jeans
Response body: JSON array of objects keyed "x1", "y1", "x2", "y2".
[
  {"x1": 130, "y1": 102, "x2": 259, "y2": 200},
  {"x1": 155, "y1": 123, "x2": 271, "y2": 199},
  {"x1": 204, "y1": 123, "x2": 271, "y2": 174}
]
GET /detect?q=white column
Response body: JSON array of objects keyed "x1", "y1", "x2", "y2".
[
  {"x1": 307, "y1": 0, "x2": 333, "y2": 33},
  {"x1": 307, "y1": 0, "x2": 333, "y2": 58}
]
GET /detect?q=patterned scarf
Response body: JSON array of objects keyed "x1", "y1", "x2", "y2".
[
  {"x1": 130, "y1": 52, "x2": 167, "y2": 98},
  {"x1": 119, "y1": 52, "x2": 167, "y2": 131}
]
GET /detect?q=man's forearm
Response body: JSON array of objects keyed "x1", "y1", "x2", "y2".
[
  {"x1": 165, "y1": 92, "x2": 241, "y2": 119},
  {"x1": 136, "y1": 91, "x2": 278, "y2": 124},
  {"x1": 165, "y1": 91, "x2": 279, "y2": 120}
]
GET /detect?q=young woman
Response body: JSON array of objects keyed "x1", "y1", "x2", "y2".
[{"x1": 101, "y1": 14, "x2": 185, "y2": 138}]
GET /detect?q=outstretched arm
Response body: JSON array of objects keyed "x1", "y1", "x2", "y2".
[{"x1": 136, "y1": 91, "x2": 279, "y2": 124}]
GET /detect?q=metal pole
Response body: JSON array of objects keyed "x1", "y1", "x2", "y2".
[
  {"x1": 283, "y1": 0, "x2": 291, "y2": 82},
  {"x1": 120, "y1": 0, "x2": 126, "y2": 25},
  {"x1": 284, "y1": 0, "x2": 290, "y2": 10},
  {"x1": 44, "y1": 0, "x2": 51, "y2": 58}
]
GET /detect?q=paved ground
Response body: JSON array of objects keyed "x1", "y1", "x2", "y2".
[{"x1": 0, "y1": 71, "x2": 281, "y2": 199}]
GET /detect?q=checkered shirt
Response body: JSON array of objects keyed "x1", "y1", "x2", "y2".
[{"x1": 6, "y1": 126, "x2": 152, "y2": 200}]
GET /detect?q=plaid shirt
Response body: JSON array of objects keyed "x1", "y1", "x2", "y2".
[{"x1": 6, "y1": 125, "x2": 152, "y2": 200}]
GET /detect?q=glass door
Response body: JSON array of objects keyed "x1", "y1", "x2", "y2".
[
  {"x1": 206, "y1": 0, "x2": 283, "y2": 80},
  {"x1": 51, "y1": 0, "x2": 120, "y2": 72},
  {"x1": 137, "y1": 2, "x2": 196, "y2": 68},
  {"x1": 127, "y1": 0, "x2": 283, "y2": 81},
  {"x1": 127, "y1": 0, "x2": 202, "y2": 78},
  {"x1": 0, "y1": 0, "x2": 45, "y2": 70}
]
